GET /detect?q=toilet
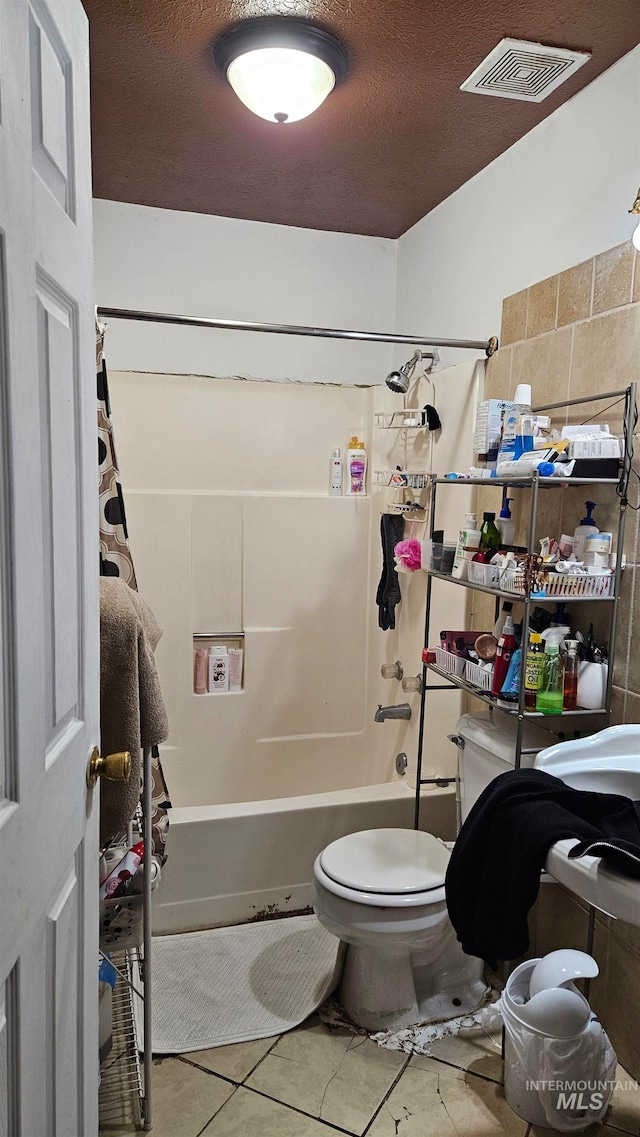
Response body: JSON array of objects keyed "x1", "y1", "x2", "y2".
[{"x1": 313, "y1": 713, "x2": 552, "y2": 1032}]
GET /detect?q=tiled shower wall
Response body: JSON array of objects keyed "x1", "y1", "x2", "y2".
[{"x1": 482, "y1": 240, "x2": 640, "y2": 1077}]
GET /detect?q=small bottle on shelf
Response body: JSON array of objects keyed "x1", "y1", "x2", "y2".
[
  {"x1": 480, "y1": 511, "x2": 500, "y2": 552},
  {"x1": 563, "y1": 639, "x2": 579, "y2": 711},
  {"x1": 524, "y1": 632, "x2": 544, "y2": 710}
]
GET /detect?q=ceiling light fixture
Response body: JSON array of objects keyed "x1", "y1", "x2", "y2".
[
  {"x1": 629, "y1": 188, "x2": 640, "y2": 252},
  {"x1": 213, "y1": 17, "x2": 348, "y2": 124}
]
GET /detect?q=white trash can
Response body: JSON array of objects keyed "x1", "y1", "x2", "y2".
[{"x1": 500, "y1": 959, "x2": 617, "y2": 1132}]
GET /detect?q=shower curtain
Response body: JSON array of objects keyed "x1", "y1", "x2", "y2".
[{"x1": 97, "y1": 320, "x2": 171, "y2": 861}]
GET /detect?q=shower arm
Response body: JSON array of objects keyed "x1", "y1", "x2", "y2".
[{"x1": 96, "y1": 306, "x2": 499, "y2": 357}]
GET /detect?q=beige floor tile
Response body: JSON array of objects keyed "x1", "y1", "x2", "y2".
[
  {"x1": 245, "y1": 1014, "x2": 406, "y2": 1134},
  {"x1": 181, "y1": 1035, "x2": 279, "y2": 1082},
  {"x1": 419, "y1": 1023, "x2": 504, "y2": 1083},
  {"x1": 606, "y1": 1063, "x2": 640, "y2": 1135},
  {"x1": 201, "y1": 1086, "x2": 347, "y2": 1135},
  {"x1": 368, "y1": 1059, "x2": 528, "y2": 1136},
  {"x1": 100, "y1": 1056, "x2": 235, "y2": 1137}
]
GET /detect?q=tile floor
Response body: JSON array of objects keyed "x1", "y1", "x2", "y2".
[{"x1": 100, "y1": 1011, "x2": 640, "y2": 1137}]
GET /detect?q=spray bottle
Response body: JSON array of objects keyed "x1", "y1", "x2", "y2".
[
  {"x1": 536, "y1": 626, "x2": 569, "y2": 715},
  {"x1": 563, "y1": 639, "x2": 579, "y2": 711}
]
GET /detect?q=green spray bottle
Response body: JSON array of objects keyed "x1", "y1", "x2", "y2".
[{"x1": 536, "y1": 626, "x2": 569, "y2": 715}]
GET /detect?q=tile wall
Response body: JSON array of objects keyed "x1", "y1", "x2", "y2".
[{"x1": 479, "y1": 240, "x2": 640, "y2": 1077}]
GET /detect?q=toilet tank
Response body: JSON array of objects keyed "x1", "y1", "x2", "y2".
[{"x1": 454, "y1": 713, "x2": 556, "y2": 824}]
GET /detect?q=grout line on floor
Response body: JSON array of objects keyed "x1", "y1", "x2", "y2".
[
  {"x1": 239, "y1": 1079, "x2": 362, "y2": 1136},
  {"x1": 422, "y1": 1052, "x2": 503, "y2": 1085},
  {"x1": 242, "y1": 1033, "x2": 286, "y2": 1083},
  {"x1": 360, "y1": 1054, "x2": 412, "y2": 1137},
  {"x1": 175, "y1": 1054, "x2": 240, "y2": 1087},
  {"x1": 195, "y1": 1082, "x2": 240, "y2": 1137}
]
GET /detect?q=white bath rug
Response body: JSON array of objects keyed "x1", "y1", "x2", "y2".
[{"x1": 141, "y1": 914, "x2": 342, "y2": 1054}]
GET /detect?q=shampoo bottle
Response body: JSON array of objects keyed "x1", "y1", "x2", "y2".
[
  {"x1": 452, "y1": 513, "x2": 481, "y2": 579},
  {"x1": 572, "y1": 501, "x2": 599, "y2": 562},
  {"x1": 330, "y1": 448, "x2": 343, "y2": 496},
  {"x1": 346, "y1": 437, "x2": 367, "y2": 495}
]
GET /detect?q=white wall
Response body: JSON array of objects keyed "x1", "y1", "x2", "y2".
[
  {"x1": 93, "y1": 200, "x2": 397, "y2": 385},
  {"x1": 396, "y1": 46, "x2": 640, "y2": 371}
]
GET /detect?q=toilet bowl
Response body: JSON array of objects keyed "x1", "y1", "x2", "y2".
[{"x1": 312, "y1": 827, "x2": 487, "y2": 1032}]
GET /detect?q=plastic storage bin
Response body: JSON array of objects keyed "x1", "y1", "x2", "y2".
[{"x1": 467, "y1": 561, "x2": 500, "y2": 588}]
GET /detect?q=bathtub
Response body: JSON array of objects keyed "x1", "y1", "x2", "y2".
[{"x1": 153, "y1": 782, "x2": 456, "y2": 934}]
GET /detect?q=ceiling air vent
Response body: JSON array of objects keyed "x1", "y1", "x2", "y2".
[{"x1": 460, "y1": 38, "x2": 591, "y2": 103}]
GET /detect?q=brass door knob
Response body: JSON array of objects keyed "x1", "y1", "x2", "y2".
[{"x1": 86, "y1": 747, "x2": 132, "y2": 789}]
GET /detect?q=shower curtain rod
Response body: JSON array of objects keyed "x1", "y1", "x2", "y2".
[{"x1": 96, "y1": 306, "x2": 499, "y2": 356}]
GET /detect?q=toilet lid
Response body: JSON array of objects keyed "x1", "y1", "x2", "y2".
[{"x1": 319, "y1": 828, "x2": 449, "y2": 895}]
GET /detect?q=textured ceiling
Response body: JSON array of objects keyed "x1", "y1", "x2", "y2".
[{"x1": 83, "y1": 0, "x2": 640, "y2": 238}]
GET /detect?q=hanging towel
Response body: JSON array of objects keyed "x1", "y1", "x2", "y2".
[
  {"x1": 376, "y1": 514, "x2": 405, "y2": 630},
  {"x1": 97, "y1": 332, "x2": 172, "y2": 861},
  {"x1": 99, "y1": 578, "x2": 169, "y2": 845},
  {"x1": 445, "y1": 767, "x2": 640, "y2": 969}
]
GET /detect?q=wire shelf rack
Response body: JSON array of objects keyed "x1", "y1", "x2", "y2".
[
  {"x1": 99, "y1": 950, "x2": 143, "y2": 1132},
  {"x1": 374, "y1": 469, "x2": 429, "y2": 490},
  {"x1": 374, "y1": 410, "x2": 428, "y2": 430}
]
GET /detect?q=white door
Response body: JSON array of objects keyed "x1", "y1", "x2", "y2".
[{"x1": 0, "y1": 0, "x2": 99, "y2": 1134}]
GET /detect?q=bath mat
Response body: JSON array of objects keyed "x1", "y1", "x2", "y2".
[{"x1": 140, "y1": 913, "x2": 342, "y2": 1054}]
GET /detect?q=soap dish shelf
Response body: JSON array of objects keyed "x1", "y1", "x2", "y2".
[
  {"x1": 374, "y1": 470, "x2": 429, "y2": 490},
  {"x1": 375, "y1": 411, "x2": 428, "y2": 430}
]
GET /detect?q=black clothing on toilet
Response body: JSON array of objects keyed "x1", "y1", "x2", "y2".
[{"x1": 445, "y1": 768, "x2": 640, "y2": 968}]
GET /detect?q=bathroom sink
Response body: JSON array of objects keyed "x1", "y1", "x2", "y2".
[{"x1": 534, "y1": 726, "x2": 640, "y2": 925}]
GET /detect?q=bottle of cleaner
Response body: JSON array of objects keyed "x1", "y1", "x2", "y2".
[
  {"x1": 536, "y1": 627, "x2": 569, "y2": 715},
  {"x1": 491, "y1": 615, "x2": 517, "y2": 697},
  {"x1": 572, "y1": 501, "x2": 598, "y2": 562},
  {"x1": 496, "y1": 496, "x2": 515, "y2": 546},
  {"x1": 497, "y1": 384, "x2": 532, "y2": 468},
  {"x1": 563, "y1": 639, "x2": 579, "y2": 711},
  {"x1": 330, "y1": 448, "x2": 343, "y2": 496},
  {"x1": 480, "y1": 511, "x2": 501, "y2": 552},
  {"x1": 452, "y1": 513, "x2": 481, "y2": 580},
  {"x1": 498, "y1": 644, "x2": 522, "y2": 708},
  {"x1": 524, "y1": 632, "x2": 544, "y2": 710},
  {"x1": 493, "y1": 601, "x2": 513, "y2": 641},
  {"x1": 346, "y1": 437, "x2": 367, "y2": 495}
]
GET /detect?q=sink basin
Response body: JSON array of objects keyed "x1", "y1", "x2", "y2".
[{"x1": 534, "y1": 726, "x2": 640, "y2": 925}]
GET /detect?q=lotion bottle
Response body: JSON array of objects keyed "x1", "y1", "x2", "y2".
[
  {"x1": 330, "y1": 448, "x2": 343, "y2": 496},
  {"x1": 496, "y1": 496, "x2": 515, "y2": 546},
  {"x1": 572, "y1": 501, "x2": 598, "y2": 562},
  {"x1": 452, "y1": 513, "x2": 481, "y2": 579},
  {"x1": 346, "y1": 437, "x2": 367, "y2": 495}
]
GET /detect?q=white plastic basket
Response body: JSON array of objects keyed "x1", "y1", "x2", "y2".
[
  {"x1": 467, "y1": 561, "x2": 500, "y2": 588},
  {"x1": 501, "y1": 568, "x2": 615, "y2": 598},
  {"x1": 464, "y1": 659, "x2": 493, "y2": 690},
  {"x1": 435, "y1": 647, "x2": 466, "y2": 677}
]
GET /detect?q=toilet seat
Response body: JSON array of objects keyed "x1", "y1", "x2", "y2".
[{"x1": 315, "y1": 828, "x2": 449, "y2": 908}]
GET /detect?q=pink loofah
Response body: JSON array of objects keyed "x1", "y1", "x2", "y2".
[{"x1": 394, "y1": 538, "x2": 422, "y2": 573}]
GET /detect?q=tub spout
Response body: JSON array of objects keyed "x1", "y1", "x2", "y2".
[{"x1": 375, "y1": 703, "x2": 412, "y2": 722}]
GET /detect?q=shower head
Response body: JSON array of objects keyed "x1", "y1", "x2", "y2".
[
  {"x1": 385, "y1": 366, "x2": 411, "y2": 394},
  {"x1": 385, "y1": 349, "x2": 436, "y2": 393}
]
